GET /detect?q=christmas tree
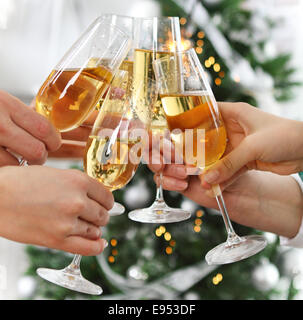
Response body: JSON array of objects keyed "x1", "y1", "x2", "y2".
[{"x1": 24, "y1": 0, "x2": 301, "y2": 300}]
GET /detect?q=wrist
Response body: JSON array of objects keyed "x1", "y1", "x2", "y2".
[
  {"x1": 266, "y1": 174, "x2": 303, "y2": 238},
  {"x1": 292, "y1": 120, "x2": 303, "y2": 168},
  {"x1": 238, "y1": 172, "x2": 303, "y2": 238}
]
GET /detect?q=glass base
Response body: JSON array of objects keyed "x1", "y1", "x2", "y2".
[
  {"x1": 36, "y1": 267, "x2": 102, "y2": 295},
  {"x1": 205, "y1": 235, "x2": 267, "y2": 265},
  {"x1": 108, "y1": 202, "x2": 125, "y2": 216},
  {"x1": 128, "y1": 200, "x2": 191, "y2": 223}
]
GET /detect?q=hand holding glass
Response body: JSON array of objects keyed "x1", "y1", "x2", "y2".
[
  {"x1": 37, "y1": 71, "x2": 157, "y2": 294},
  {"x1": 128, "y1": 16, "x2": 191, "y2": 223},
  {"x1": 153, "y1": 48, "x2": 267, "y2": 265}
]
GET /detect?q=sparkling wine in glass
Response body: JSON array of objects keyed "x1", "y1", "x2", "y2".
[
  {"x1": 35, "y1": 17, "x2": 132, "y2": 293},
  {"x1": 95, "y1": 14, "x2": 135, "y2": 107},
  {"x1": 37, "y1": 70, "x2": 157, "y2": 294},
  {"x1": 128, "y1": 16, "x2": 191, "y2": 224},
  {"x1": 35, "y1": 16, "x2": 131, "y2": 132},
  {"x1": 153, "y1": 48, "x2": 267, "y2": 265},
  {"x1": 91, "y1": 14, "x2": 136, "y2": 215},
  {"x1": 35, "y1": 16, "x2": 132, "y2": 216}
]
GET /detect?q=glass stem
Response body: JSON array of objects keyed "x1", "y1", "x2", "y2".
[
  {"x1": 65, "y1": 254, "x2": 82, "y2": 275},
  {"x1": 155, "y1": 172, "x2": 165, "y2": 203},
  {"x1": 19, "y1": 158, "x2": 27, "y2": 166},
  {"x1": 212, "y1": 184, "x2": 242, "y2": 246}
]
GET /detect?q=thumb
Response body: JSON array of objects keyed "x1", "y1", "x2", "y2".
[{"x1": 201, "y1": 139, "x2": 254, "y2": 186}]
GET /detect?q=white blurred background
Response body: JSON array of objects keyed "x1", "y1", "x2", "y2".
[{"x1": 0, "y1": 0, "x2": 303, "y2": 299}]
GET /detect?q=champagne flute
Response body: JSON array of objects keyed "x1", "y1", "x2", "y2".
[
  {"x1": 93, "y1": 14, "x2": 136, "y2": 215},
  {"x1": 96, "y1": 14, "x2": 135, "y2": 110},
  {"x1": 153, "y1": 48, "x2": 267, "y2": 265},
  {"x1": 37, "y1": 70, "x2": 157, "y2": 294},
  {"x1": 35, "y1": 16, "x2": 131, "y2": 131},
  {"x1": 35, "y1": 16, "x2": 131, "y2": 215},
  {"x1": 128, "y1": 16, "x2": 191, "y2": 224}
]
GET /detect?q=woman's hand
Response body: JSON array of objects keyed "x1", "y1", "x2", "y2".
[
  {"x1": 150, "y1": 161, "x2": 303, "y2": 238},
  {"x1": 0, "y1": 165, "x2": 114, "y2": 255},
  {"x1": 0, "y1": 90, "x2": 61, "y2": 166},
  {"x1": 201, "y1": 102, "x2": 303, "y2": 187}
]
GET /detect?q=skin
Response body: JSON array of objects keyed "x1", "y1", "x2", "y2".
[
  {"x1": 200, "y1": 102, "x2": 303, "y2": 186},
  {"x1": 0, "y1": 165, "x2": 114, "y2": 255},
  {"x1": 0, "y1": 91, "x2": 114, "y2": 256},
  {"x1": 151, "y1": 164, "x2": 303, "y2": 239},
  {"x1": 11, "y1": 95, "x2": 303, "y2": 240},
  {"x1": 146, "y1": 102, "x2": 303, "y2": 239},
  {"x1": 51, "y1": 100, "x2": 303, "y2": 239},
  {"x1": 0, "y1": 90, "x2": 61, "y2": 166}
]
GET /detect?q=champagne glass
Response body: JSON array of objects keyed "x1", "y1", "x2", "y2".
[
  {"x1": 37, "y1": 70, "x2": 157, "y2": 294},
  {"x1": 94, "y1": 14, "x2": 136, "y2": 215},
  {"x1": 35, "y1": 16, "x2": 131, "y2": 131},
  {"x1": 153, "y1": 48, "x2": 267, "y2": 265},
  {"x1": 128, "y1": 16, "x2": 191, "y2": 223},
  {"x1": 96, "y1": 14, "x2": 135, "y2": 110},
  {"x1": 35, "y1": 16, "x2": 131, "y2": 215}
]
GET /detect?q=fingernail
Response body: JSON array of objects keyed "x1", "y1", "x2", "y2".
[
  {"x1": 186, "y1": 166, "x2": 201, "y2": 175},
  {"x1": 175, "y1": 179, "x2": 188, "y2": 190},
  {"x1": 203, "y1": 170, "x2": 219, "y2": 183},
  {"x1": 103, "y1": 239, "x2": 108, "y2": 249},
  {"x1": 175, "y1": 166, "x2": 187, "y2": 178}
]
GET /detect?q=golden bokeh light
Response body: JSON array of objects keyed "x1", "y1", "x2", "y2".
[
  {"x1": 180, "y1": 17, "x2": 187, "y2": 25},
  {"x1": 219, "y1": 71, "x2": 225, "y2": 78},
  {"x1": 212, "y1": 273, "x2": 223, "y2": 285},
  {"x1": 181, "y1": 39, "x2": 192, "y2": 50},
  {"x1": 215, "y1": 78, "x2": 222, "y2": 86},
  {"x1": 110, "y1": 239, "x2": 117, "y2": 247},
  {"x1": 155, "y1": 228, "x2": 162, "y2": 237},
  {"x1": 194, "y1": 225, "x2": 201, "y2": 233},
  {"x1": 195, "y1": 218, "x2": 202, "y2": 226},
  {"x1": 159, "y1": 226, "x2": 166, "y2": 234},
  {"x1": 196, "y1": 210, "x2": 204, "y2": 217},
  {"x1": 195, "y1": 47, "x2": 203, "y2": 54},
  {"x1": 108, "y1": 256, "x2": 115, "y2": 263},
  {"x1": 205, "y1": 60, "x2": 211, "y2": 68},
  {"x1": 208, "y1": 56, "x2": 215, "y2": 65},
  {"x1": 197, "y1": 31, "x2": 205, "y2": 38},
  {"x1": 169, "y1": 240, "x2": 176, "y2": 247},
  {"x1": 196, "y1": 39, "x2": 204, "y2": 47},
  {"x1": 213, "y1": 63, "x2": 221, "y2": 72},
  {"x1": 165, "y1": 246, "x2": 173, "y2": 255},
  {"x1": 217, "y1": 273, "x2": 223, "y2": 282},
  {"x1": 164, "y1": 232, "x2": 172, "y2": 241}
]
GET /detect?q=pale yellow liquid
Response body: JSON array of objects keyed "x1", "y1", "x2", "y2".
[
  {"x1": 95, "y1": 60, "x2": 134, "y2": 110},
  {"x1": 36, "y1": 66, "x2": 113, "y2": 132},
  {"x1": 160, "y1": 94, "x2": 227, "y2": 168},
  {"x1": 84, "y1": 135, "x2": 141, "y2": 191},
  {"x1": 133, "y1": 49, "x2": 171, "y2": 131}
]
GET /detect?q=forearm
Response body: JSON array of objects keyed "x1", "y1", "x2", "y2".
[{"x1": 228, "y1": 171, "x2": 303, "y2": 238}]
